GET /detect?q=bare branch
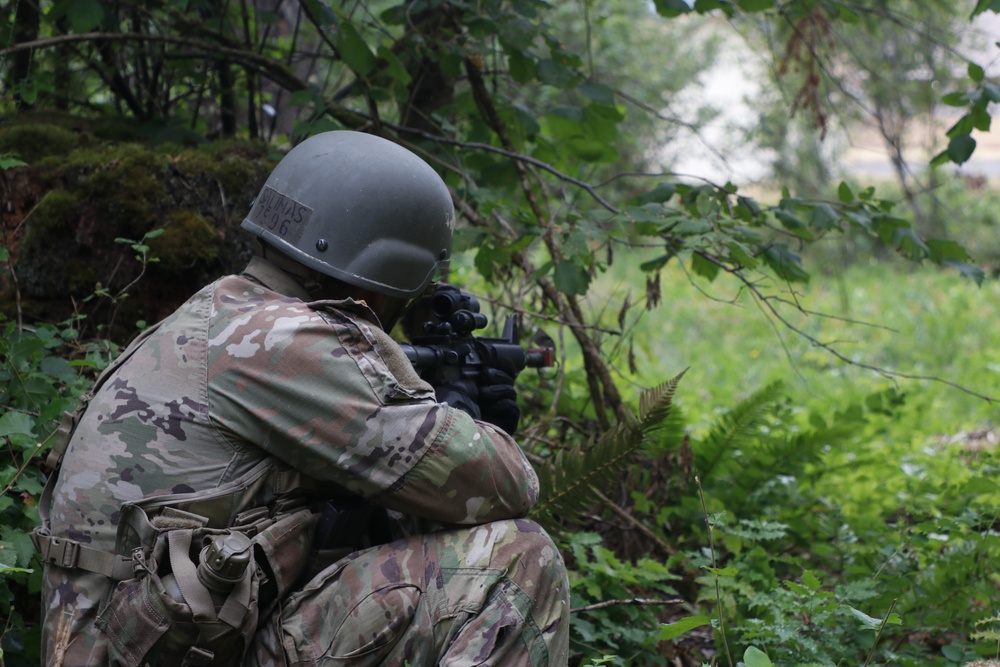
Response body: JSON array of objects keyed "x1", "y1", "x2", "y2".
[{"x1": 572, "y1": 597, "x2": 683, "y2": 614}]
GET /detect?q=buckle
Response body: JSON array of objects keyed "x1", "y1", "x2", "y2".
[
  {"x1": 131, "y1": 546, "x2": 151, "y2": 576},
  {"x1": 182, "y1": 646, "x2": 215, "y2": 666},
  {"x1": 42, "y1": 537, "x2": 79, "y2": 568}
]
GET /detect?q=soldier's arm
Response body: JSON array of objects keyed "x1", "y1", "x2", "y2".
[{"x1": 208, "y1": 303, "x2": 537, "y2": 525}]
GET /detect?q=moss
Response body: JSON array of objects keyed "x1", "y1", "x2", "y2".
[
  {"x1": 0, "y1": 124, "x2": 81, "y2": 164},
  {"x1": 90, "y1": 116, "x2": 141, "y2": 142},
  {"x1": 152, "y1": 210, "x2": 220, "y2": 270},
  {"x1": 77, "y1": 151, "x2": 169, "y2": 237},
  {"x1": 22, "y1": 190, "x2": 80, "y2": 247},
  {"x1": 64, "y1": 257, "x2": 100, "y2": 295}
]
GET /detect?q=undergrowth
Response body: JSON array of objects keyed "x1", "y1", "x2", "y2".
[{"x1": 1, "y1": 246, "x2": 998, "y2": 665}]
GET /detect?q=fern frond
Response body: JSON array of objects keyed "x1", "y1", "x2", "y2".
[
  {"x1": 532, "y1": 370, "x2": 687, "y2": 529},
  {"x1": 696, "y1": 380, "x2": 784, "y2": 482},
  {"x1": 638, "y1": 368, "x2": 686, "y2": 432}
]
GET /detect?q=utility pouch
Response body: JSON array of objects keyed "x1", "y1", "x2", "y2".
[
  {"x1": 96, "y1": 512, "x2": 260, "y2": 667},
  {"x1": 96, "y1": 502, "x2": 320, "y2": 667}
]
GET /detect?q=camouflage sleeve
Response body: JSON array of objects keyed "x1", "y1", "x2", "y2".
[{"x1": 207, "y1": 284, "x2": 537, "y2": 525}]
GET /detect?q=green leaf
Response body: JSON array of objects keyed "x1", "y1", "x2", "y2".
[
  {"x1": 802, "y1": 570, "x2": 822, "y2": 591},
  {"x1": 632, "y1": 184, "x2": 677, "y2": 205},
  {"x1": 774, "y1": 210, "x2": 813, "y2": 240},
  {"x1": 658, "y1": 615, "x2": 712, "y2": 641},
  {"x1": 930, "y1": 149, "x2": 951, "y2": 167},
  {"x1": 968, "y1": 62, "x2": 986, "y2": 82},
  {"x1": 971, "y1": 0, "x2": 1000, "y2": 19},
  {"x1": 847, "y1": 605, "x2": 885, "y2": 631},
  {"x1": 763, "y1": 244, "x2": 809, "y2": 283},
  {"x1": 942, "y1": 260, "x2": 986, "y2": 285},
  {"x1": 640, "y1": 254, "x2": 673, "y2": 272},
  {"x1": 0, "y1": 528, "x2": 37, "y2": 567},
  {"x1": 289, "y1": 88, "x2": 322, "y2": 107},
  {"x1": 809, "y1": 203, "x2": 839, "y2": 231},
  {"x1": 926, "y1": 239, "x2": 971, "y2": 263},
  {"x1": 941, "y1": 91, "x2": 970, "y2": 107},
  {"x1": 851, "y1": 606, "x2": 902, "y2": 629},
  {"x1": 553, "y1": 261, "x2": 591, "y2": 295},
  {"x1": 336, "y1": 21, "x2": 377, "y2": 78},
  {"x1": 466, "y1": 16, "x2": 496, "y2": 38},
  {"x1": 578, "y1": 82, "x2": 616, "y2": 105},
  {"x1": 653, "y1": 0, "x2": 693, "y2": 17},
  {"x1": 785, "y1": 580, "x2": 812, "y2": 595},
  {"x1": 0, "y1": 154, "x2": 27, "y2": 171},
  {"x1": 567, "y1": 137, "x2": 609, "y2": 162},
  {"x1": 694, "y1": 0, "x2": 728, "y2": 12},
  {"x1": 744, "y1": 646, "x2": 774, "y2": 667},
  {"x1": 537, "y1": 59, "x2": 578, "y2": 88},
  {"x1": 0, "y1": 411, "x2": 35, "y2": 439},
  {"x1": 947, "y1": 133, "x2": 977, "y2": 164},
  {"x1": 703, "y1": 566, "x2": 739, "y2": 576},
  {"x1": 947, "y1": 113, "x2": 976, "y2": 137},
  {"x1": 837, "y1": 182, "x2": 854, "y2": 203},
  {"x1": 736, "y1": 0, "x2": 774, "y2": 10},
  {"x1": 508, "y1": 50, "x2": 537, "y2": 83},
  {"x1": 67, "y1": 0, "x2": 104, "y2": 32},
  {"x1": 726, "y1": 241, "x2": 758, "y2": 269},
  {"x1": 835, "y1": 3, "x2": 861, "y2": 21},
  {"x1": 691, "y1": 253, "x2": 720, "y2": 281},
  {"x1": 971, "y1": 102, "x2": 992, "y2": 132},
  {"x1": 377, "y1": 45, "x2": 411, "y2": 86}
]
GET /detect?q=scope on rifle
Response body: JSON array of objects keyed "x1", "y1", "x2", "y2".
[{"x1": 399, "y1": 284, "x2": 554, "y2": 386}]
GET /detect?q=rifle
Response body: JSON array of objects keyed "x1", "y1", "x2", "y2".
[{"x1": 398, "y1": 284, "x2": 555, "y2": 386}]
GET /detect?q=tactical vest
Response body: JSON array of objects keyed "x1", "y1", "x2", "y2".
[{"x1": 30, "y1": 323, "x2": 328, "y2": 667}]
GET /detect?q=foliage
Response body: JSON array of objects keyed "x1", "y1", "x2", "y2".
[
  {"x1": 566, "y1": 531, "x2": 683, "y2": 665},
  {"x1": 0, "y1": 314, "x2": 112, "y2": 663},
  {"x1": 2, "y1": 1, "x2": 999, "y2": 666},
  {"x1": 532, "y1": 371, "x2": 686, "y2": 527}
]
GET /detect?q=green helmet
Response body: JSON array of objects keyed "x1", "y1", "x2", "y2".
[{"x1": 241, "y1": 131, "x2": 454, "y2": 299}]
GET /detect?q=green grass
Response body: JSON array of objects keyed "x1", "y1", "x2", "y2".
[
  {"x1": 588, "y1": 255, "x2": 1000, "y2": 440},
  {"x1": 569, "y1": 256, "x2": 1000, "y2": 665}
]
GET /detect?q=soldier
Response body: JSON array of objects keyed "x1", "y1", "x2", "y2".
[{"x1": 33, "y1": 131, "x2": 570, "y2": 666}]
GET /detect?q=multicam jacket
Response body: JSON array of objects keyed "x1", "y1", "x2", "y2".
[{"x1": 39, "y1": 256, "x2": 540, "y2": 666}]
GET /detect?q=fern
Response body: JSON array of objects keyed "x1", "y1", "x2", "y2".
[
  {"x1": 531, "y1": 370, "x2": 686, "y2": 527},
  {"x1": 694, "y1": 380, "x2": 784, "y2": 482}
]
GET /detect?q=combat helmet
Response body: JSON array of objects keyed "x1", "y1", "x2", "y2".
[{"x1": 242, "y1": 131, "x2": 455, "y2": 299}]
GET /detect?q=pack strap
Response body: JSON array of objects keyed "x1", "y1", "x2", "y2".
[
  {"x1": 33, "y1": 321, "x2": 167, "y2": 569},
  {"x1": 31, "y1": 530, "x2": 135, "y2": 580},
  {"x1": 167, "y1": 529, "x2": 218, "y2": 623}
]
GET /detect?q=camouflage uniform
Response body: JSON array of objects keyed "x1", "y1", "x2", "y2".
[{"x1": 38, "y1": 256, "x2": 570, "y2": 666}]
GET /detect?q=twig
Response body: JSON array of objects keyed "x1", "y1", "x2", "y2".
[
  {"x1": 696, "y1": 475, "x2": 734, "y2": 667},
  {"x1": 589, "y1": 485, "x2": 676, "y2": 557},
  {"x1": 694, "y1": 251, "x2": 1000, "y2": 404},
  {"x1": 572, "y1": 597, "x2": 683, "y2": 614},
  {"x1": 51, "y1": 610, "x2": 74, "y2": 667},
  {"x1": 862, "y1": 598, "x2": 898, "y2": 667}
]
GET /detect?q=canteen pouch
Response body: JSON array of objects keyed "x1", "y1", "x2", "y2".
[
  {"x1": 96, "y1": 520, "x2": 260, "y2": 667},
  {"x1": 96, "y1": 504, "x2": 319, "y2": 667}
]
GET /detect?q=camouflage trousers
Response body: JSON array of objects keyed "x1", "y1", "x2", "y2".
[{"x1": 246, "y1": 518, "x2": 570, "y2": 666}]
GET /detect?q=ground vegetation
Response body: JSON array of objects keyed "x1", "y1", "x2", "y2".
[{"x1": 1, "y1": 1, "x2": 999, "y2": 665}]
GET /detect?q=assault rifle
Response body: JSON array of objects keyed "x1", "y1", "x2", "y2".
[{"x1": 398, "y1": 284, "x2": 555, "y2": 386}]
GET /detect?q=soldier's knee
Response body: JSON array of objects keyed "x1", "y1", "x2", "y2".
[{"x1": 486, "y1": 518, "x2": 568, "y2": 598}]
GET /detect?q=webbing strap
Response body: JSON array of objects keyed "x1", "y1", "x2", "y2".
[
  {"x1": 36, "y1": 320, "x2": 167, "y2": 544},
  {"x1": 167, "y1": 529, "x2": 217, "y2": 623},
  {"x1": 216, "y1": 568, "x2": 252, "y2": 628},
  {"x1": 31, "y1": 530, "x2": 135, "y2": 580}
]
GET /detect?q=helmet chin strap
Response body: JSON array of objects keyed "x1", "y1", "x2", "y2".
[
  {"x1": 256, "y1": 240, "x2": 326, "y2": 296},
  {"x1": 256, "y1": 240, "x2": 414, "y2": 330}
]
